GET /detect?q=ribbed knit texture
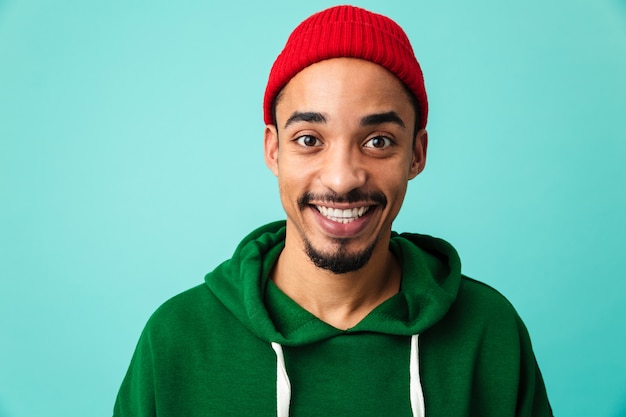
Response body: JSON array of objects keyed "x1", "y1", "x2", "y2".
[{"x1": 263, "y1": 5, "x2": 428, "y2": 129}]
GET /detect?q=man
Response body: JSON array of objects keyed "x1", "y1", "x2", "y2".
[{"x1": 114, "y1": 5, "x2": 552, "y2": 416}]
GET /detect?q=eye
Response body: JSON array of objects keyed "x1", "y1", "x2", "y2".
[
  {"x1": 295, "y1": 135, "x2": 322, "y2": 147},
  {"x1": 363, "y1": 136, "x2": 393, "y2": 149}
]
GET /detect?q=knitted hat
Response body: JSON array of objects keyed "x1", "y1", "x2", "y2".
[{"x1": 263, "y1": 5, "x2": 428, "y2": 129}]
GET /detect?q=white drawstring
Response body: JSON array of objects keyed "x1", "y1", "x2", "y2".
[
  {"x1": 271, "y1": 337, "x2": 424, "y2": 417},
  {"x1": 410, "y1": 334, "x2": 426, "y2": 417},
  {"x1": 271, "y1": 342, "x2": 291, "y2": 417}
]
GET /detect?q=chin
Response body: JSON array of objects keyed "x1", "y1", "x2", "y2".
[{"x1": 303, "y1": 235, "x2": 379, "y2": 275}]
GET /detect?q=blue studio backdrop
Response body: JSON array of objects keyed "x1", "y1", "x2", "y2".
[{"x1": 1, "y1": 1, "x2": 625, "y2": 416}]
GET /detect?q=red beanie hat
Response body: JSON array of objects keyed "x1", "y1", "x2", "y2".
[{"x1": 263, "y1": 5, "x2": 428, "y2": 129}]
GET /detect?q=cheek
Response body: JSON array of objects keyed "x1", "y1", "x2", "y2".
[
  {"x1": 379, "y1": 172, "x2": 410, "y2": 209},
  {"x1": 378, "y1": 162, "x2": 411, "y2": 190},
  {"x1": 277, "y1": 154, "x2": 316, "y2": 192},
  {"x1": 389, "y1": 182, "x2": 409, "y2": 205},
  {"x1": 276, "y1": 166, "x2": 308, "y2": 209},
  {"x1": 277, "y1": 180, "x2": 298, "y2": 221}
]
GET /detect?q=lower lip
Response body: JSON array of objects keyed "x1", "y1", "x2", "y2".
[{"x1": 310, "y1": 206, "x2": 374, "y2": 238}]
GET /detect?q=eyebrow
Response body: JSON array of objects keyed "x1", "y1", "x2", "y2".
[
  {"x1": 284, "y1": 111, "x2": 327, "y2": 129},
  {"x1": 360, "y1": 111, "x2": 406, "y2": 129},
  {"x1": 283, "y1": 110, "x2": 406, "y2": 130}
]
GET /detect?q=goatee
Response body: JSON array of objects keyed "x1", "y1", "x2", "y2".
[{"x1": 304, "y1": 236, "x2": 378, "y2": 274}]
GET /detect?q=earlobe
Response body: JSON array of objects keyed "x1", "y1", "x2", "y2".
[
  {"x1": 264, "y1": 125, "x2": 279, "y2": 176},
  {"x1": 409, "y1": 129, "x2": 428, "y2": 180}
]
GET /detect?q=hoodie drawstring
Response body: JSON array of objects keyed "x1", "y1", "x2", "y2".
[
  {"x1": 410, "y1": 334, "x2": 426, "y2": 417},
  {"x1": 271, "y1": 335, "x2": 425, "y2": 417},
  {"x1": 272, "y1": 342, "x2": 291, "y2": 417}
]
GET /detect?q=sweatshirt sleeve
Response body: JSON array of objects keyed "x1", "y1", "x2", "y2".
[
  {"x1": 113, "y1": 327, "x2": 157, "y2": 417},
  {"x1": 420, "y1": 277, "x2": 554, "y2": 416},
  {"x1": 514, "y1": 315, "x2": 553, "y2": 417}
]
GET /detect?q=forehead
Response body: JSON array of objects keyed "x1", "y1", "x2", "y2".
[{"x1": 275, "y1": 58, "x2": 414, "y2": 122}]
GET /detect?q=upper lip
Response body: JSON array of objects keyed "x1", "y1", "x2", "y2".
[{"x1": 309, "y1": 202, "x2": 375, "y2": 210}]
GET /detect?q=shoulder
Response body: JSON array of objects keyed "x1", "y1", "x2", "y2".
[
  {"x1": 142, "y1": 284, "x2": 227, "y2": 341},
  {"x1": 422, "y1": 275, "x2": 534, "y2": 360},
  {"x1": 434, "y1": 276, "x2": 529, "y2": 340},
  {"x1": 134, "y1": 282, "x2": 270, "y2": 367},
  {"x1": 150, "y1": 284, "x2": 213, "y2": 320},
  {"x1": 456, "y1": 276, "x2": 519, "y2": 318}
]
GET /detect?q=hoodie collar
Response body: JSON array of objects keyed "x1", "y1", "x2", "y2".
[{"x1": 205, "y1": 221, "x2": 461, "y2": 346}]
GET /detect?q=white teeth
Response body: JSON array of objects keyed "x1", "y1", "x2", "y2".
[{"x1": 315, "y1": 205, "x2": 370, "y2": 224}]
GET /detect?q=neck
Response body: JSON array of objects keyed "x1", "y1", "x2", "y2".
[{"x1": 270, "y1": 230, "x2": 401, "y2": 330}]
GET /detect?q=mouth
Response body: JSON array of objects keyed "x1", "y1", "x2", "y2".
[{"x1": 314, "y1": 205, "x2": 371, "y2": 224}]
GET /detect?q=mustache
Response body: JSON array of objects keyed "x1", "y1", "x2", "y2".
[{"x1": 298, "y1": 190, "x2": 387, "y2": 210}]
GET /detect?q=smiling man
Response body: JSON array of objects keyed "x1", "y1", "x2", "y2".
[
  {"x1": 114, "y1": 5, "x2": 552, "y2": 417},
  {"x1": 264, "y1": 57, "x2": 426, "y2": 330}
]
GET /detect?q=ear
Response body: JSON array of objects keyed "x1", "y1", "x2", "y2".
[
  {"x1": 264, "y1": 125, "x2": 279, "y2": 176},
  {"x1": 408, "y1": 129, "x2": 428, "y2": 180}
]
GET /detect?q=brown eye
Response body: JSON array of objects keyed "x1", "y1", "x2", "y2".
[
  {"x1": 295, "y1": 135, "x2": 322, "y2": 147},
  {"x1": 364, "y1": 136, "x2": 392, "y2": 149}
]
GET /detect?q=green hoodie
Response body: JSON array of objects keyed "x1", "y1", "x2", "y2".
[{"x1": 113, "y1": 221, "x2": 552, "y2": 416}]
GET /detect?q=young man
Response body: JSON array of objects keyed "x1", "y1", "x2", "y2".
[{"x1": 114, "y1": 5, "x2": 552, "y2": 416}]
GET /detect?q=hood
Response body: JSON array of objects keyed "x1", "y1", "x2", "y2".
[{"x1": 204, "y1": 221, "x2": 461, "y2": 347}]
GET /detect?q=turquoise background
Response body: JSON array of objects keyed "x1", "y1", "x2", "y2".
[{"x1": 1, "y1": 0, "x2": 625, "y2": 416}]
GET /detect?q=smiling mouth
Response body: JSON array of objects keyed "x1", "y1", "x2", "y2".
[{"x1": 315, "y1": 205, "x2": 371, "y2": 224}]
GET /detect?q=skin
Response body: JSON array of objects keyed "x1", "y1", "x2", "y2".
[{"x1": 264, "y1": 58, "x2": 428, "y2": 330}]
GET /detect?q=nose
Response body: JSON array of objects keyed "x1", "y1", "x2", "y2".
[{"x1": 319, "y1": 143, "x2": 367, "y2": 195}]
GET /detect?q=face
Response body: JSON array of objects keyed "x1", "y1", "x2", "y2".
[{"x1": 264, "y1": 58, "x2": 427, "y2": 274}]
